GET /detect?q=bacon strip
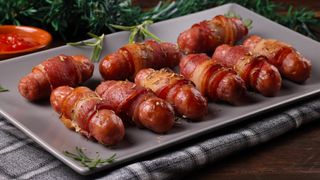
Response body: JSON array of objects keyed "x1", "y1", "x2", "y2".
[
  {"x1": 177, "y1": 15, "x2": 248, "y2": 54},
  {"x1": 99, "y1": 40, "x2": 181, "y2": 80},
  {"x1": 18, "y1": 55, "x2": 94, "y2": 101},
  {"x1": 50, "y1": 86, "x2": 125, "y2": 146},
  {"x1": 243, "y1": 35, "x2": 312, "y2": 83},
  {"x1": 180, "y1": 54, "x2": 247, "y2": 105},
  {"x1": 135, "y1": 68, "x2": 208, "y2": 120},
  {"x1": 213, "y1": 45, "x2": 282, "y2": 96},
  {"x1": 96, "y1": 81, "x2": 175, "y2": 133}
]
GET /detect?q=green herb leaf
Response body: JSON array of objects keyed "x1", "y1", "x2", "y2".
[
  {"x1": 111, "y1": 20, "x2": 162, "y2": 43},
  {"x1": 63, "y1": 146, "x2": 116, "y2": 169},
  {"x1": 225, "y1": 11, "x2": 253, "y2": 29},
  {"x1": 110, "y1": 24, "x2": 136, "y2": 31},
  {"x1": 225, "y1": 11, "x2": 241, "y2": 19},
  {"x1": 67, "y1": 33, "x2": 104, "y2": 62},
  {"x1": 243, "y1": 19, "x2": 253, "y2": 29},
  {"x1": 66, "y1": 41, "x2": 86, "y2": 46},
  {"x1": 129, "y1": 28, "x2": 139, "y2": 43},
  {"x1": 0, "y1": 85, "x2": 8, "y2": 92},
  {"x1": 141, "y1": 28, "x2": 162, "y2": 42}
]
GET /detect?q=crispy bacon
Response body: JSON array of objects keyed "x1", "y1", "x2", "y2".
[
  {"x1": 18, "y1": 55, "x2": 94, "y2": 101},
  {"x1": 243, "y1": 35, "x2": 312, "y2": 83},
  {"x1": 50, "y1": 86, "x2": 125, "y2": 146},
  {"x1": 177, "y1": 15, "x2": 248, "y2": 54},
  {"x1": 135, "y1": 68, "x2": 208, "y2": 120},
  {"x1": 99, "y1": 40, "x2": 181, "y2": 80},
  {"x1": 180, "y1": 54, "x2": 246, "y2": 105},
  {"x1": 213, "y1": 45, "x2": 282, "y2": 96},
  {"x1": 96, "y1": 81, "x2": 175, "y2": 133}
]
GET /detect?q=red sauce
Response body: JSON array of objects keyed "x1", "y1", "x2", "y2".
[{"x1": 0, "y1": 33, "x2": 39, "y2": 52}]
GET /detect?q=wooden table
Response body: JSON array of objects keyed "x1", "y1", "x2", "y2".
[{"x1": 186, "y1": 119, "x2": 320, "y2": 179}]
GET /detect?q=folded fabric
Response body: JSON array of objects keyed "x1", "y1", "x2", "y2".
[{"x1": 0, "y1": 96, "x2": 319, "y2": 180}]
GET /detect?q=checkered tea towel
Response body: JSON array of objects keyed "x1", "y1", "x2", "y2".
[{"x1": 0, "y1": 96, "x2": 319, "y2": 180}]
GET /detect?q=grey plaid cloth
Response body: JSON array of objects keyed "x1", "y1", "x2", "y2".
[{"x1": 1, "y1": 96, "x2": 319, "y2": 180}]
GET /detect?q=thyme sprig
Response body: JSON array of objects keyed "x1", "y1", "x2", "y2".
[
  {"x1": 0, "y1": 85, "x2": 8, "y2": 92},
  {"x1": 67, "y1": 33, "x2": 104, "y2": 62},
  {"x1": 111, "y1": 20, "x2": 161, "y2": 43},
  {"x1": 225, "y1": 11, "x2": 253, "y2": 29},
  {"x1": 67, "y1": 20, "x2": 160, "y2": 62},
  {"x1": 63, "y1": 146, "x2": 116, "y2": 169}
]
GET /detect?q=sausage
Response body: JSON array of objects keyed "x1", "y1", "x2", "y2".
[
  {"x1": 18, "y1": 55, "x2": 94, "y2": 101},
  {"x1": 177, "y1": 15, "x2": 248, "y2": 54},
  {"x1": 99, "y1": 40, "x2": 181, "y2": 80},
  {"x1": 135, "y1": 68, "x2": 208, "y2": 120},
  {"x1": 243, "y1": 35, "x2": 312, "y2": 83},
  {"x1": 180, "y1": 54, "x2": 247, "y2": 105},
  {"x1": 95, "y1": 81, "x2": 175, "y2": 133},
  {"x1": 50, "y1": 86, "x2": 125, "y2": 146},
  {"x1": 212, "y1": 45, "x2": 282, "y2": 96}
]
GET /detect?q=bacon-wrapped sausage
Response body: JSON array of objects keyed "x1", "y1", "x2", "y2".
[
  {"x1": 243, "y1": 35, "x2": 312, "y2": 83},
  {"x1": 18, "y1": 55, "x2": 94, "y2": 101},
  {"x1": 177, "y1": 15, "x2": 248, "y2": 54},
  {"x1": 213, "y1": 45, "x2": 282, "y2": 97},
  {"x1": 99, "y1": 40, "x2": 181, "y2": 80},
  {"x1": 180, "y1": 54, "x2": 246, "y2": 105},
  {"x1": 135, "y1": 68, "x2": 208, "y2": 120},
  {"x1": 96, "y1": 81, "x2": 175, "y2": 133},
  {"x1": 50, "y1": 86, "x2": 125, "y2": 146}
]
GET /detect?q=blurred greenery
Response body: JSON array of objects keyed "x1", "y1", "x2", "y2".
[{"x1": 0, "y1": 0, "x2": 319, "y2": 41}]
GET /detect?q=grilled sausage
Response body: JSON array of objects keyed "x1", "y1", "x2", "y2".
[
  {"x1": 99, "y1": 40, "x2": 181, "y2": 80},
  {"x1": 180, "y1": 54, "x2": 246, "y2": 105},
  {"x1": 50, "y1": 86, "x2": 125, "y2": 146},
  {"x1": 19, "y1": 55, "x2": 94, "y2": 101},
  {"x1": 213, "y1": 45, "x2": 282, "y2": 96},
  {"x1": 135, "y1": 68, "x2": 208, "y2": 120},
  {"x1": 177, "y1": 15, "x2": 248, "y2": 54},
  {"x1": 243, "y1": 35, "x2": 311, "y2": 83},
  {"x1": 96, "y1": 81, "x2": 175, "y2": 133}
]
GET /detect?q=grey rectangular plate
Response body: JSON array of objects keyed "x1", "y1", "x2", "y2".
[{"x1": 0, "y1": 3, "x2": 320, "y2": 175}]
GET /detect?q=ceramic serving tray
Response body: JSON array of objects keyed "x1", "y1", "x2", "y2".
[{"x1": 0, "y1": 3, "x2": 319, "y2": 175}]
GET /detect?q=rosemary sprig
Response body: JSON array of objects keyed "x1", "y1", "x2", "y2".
[
  {"x1": 225, "y1": 11, "x2": 253, "y2": 29},
  {"x1": 0, "y1": 85, "x2": 8, "y2": 92},
  {"x1": 63, "y1": 146, "x2": 116, "y2": 169},
  {"x1": 110, "y1": 20, "x2": 162, "y2": 43},
  {"x1": 67, "y1": 32, "x2": 104, "y2": 62},
  {"x1": 67, "y1": 20, "x2": 160, "y2": 62}
]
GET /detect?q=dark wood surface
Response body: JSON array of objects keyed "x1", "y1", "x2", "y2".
[
  {"x1": 133, "y1": 0, "x2": 320, "y2": 179},
  {"x1": 186, "y1": 119, "x2": 320, "y2": 180}
]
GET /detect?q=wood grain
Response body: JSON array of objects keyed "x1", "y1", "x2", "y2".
[{"x1": 186, "y1": 120, "x2": 320, "y2": 179}]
